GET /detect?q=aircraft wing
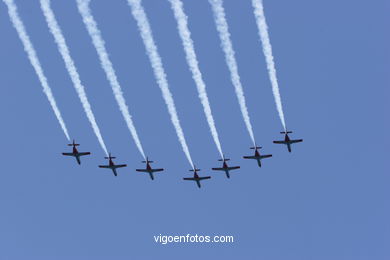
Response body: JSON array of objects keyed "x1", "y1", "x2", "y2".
[
  {"x1": 62, "y1": 152, "x2": 74, "y2": 156},
  {"x1": 260, "y1": 154, "x2": 272, "y2": 159},
  {"x1": 99, "y1": 165, "x2": 111, "y2": 168},
  {"x1": 136, "y1": 168, "x2": 162, "y2": 173},
  {"x1": 243, "y1": 156, "x2": 257, "y2": 159},
  {"x1": 183, "y1": 177, "x2": 196, "y2": 181},
  {"x1": 212, "y1": 167, "x2": 225, "y2": 171},
  {"x1": 290, "y1": 139, "x2": 303, "y2": 144},
  {"x1": 273, "y1": 140, "x2": 286, "y2": 144},
  {"x1": 78, "y1": 152, "x2": 91, "y2": 156},
  {"x1": 228, "y1": 166, "x2": 240, "y2": 170},
  {"x1": 198, "y1": 176, "x2": 211, "y2": 180},
  {"x1": 114, "y1": 164, "x2": 127, "y2": 168}
]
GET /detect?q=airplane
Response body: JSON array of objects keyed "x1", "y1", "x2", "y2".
[
  {"x1": 243, "y1": 145, "x2": 272, "y2": 167},
  {"x1": 211, "y1": 155, "x2": 240, "y2": 179},
  {"x1": 62, "y1": 140, "x2": 90, "y2": 165},
  {"x1": 98, "y1": 153, "x2": 127, "y2": 177},
  {"x1": 183, "y1": 167, "x2": 211, "y2": 188},
  {"x1": 273, "y1": 131, "x2": 303, "y2": 152},
  {"x1": 136, "y1": 157, "x2": 164, "y2": 180}
]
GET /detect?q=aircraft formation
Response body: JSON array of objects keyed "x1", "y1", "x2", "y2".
[
  {"x1": 62, "y1": 130, "x2": 302, "y2": 188},
  {"x1": 3, "y1": 0, "x2": 303, "y2": 188}
]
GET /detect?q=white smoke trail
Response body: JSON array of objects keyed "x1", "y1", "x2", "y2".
[
  {"x1": 127, "y1": 0, "x2": 194, "y2": 167},
  {"x1": 40, "y1": 0, "x2": 108, "y2": 155},
  {"x1": 76, "y1": 0, "x2": 146, "y2": 159},
  {"x1": 208, "y1": 0, "x2": 256, "y2": 144},
  {"x1": 168, "y1": 0, "x2": 224, "y2": 159},
  {"x1": 3, "y1": 0, "x2": 70, "y2": 140},
  {"x1": 251, "y1": 0, "x2": 287, "y2": 130}
]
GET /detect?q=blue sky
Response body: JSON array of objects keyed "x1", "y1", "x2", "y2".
[{"x1": 0, "y1": 0, "x2": 389, "y2": 259}]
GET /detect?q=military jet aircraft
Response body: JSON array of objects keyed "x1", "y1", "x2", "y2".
[
  {"x1": 211, "y1": 155, "x2": 240, "y2": 179},
  {"x1": 136, "y1": 157, "x2": 164, "y2": 180},
  {"x1": 183, "y1": 167, "x2": 211, "y2": 188},
  {"x1": 273, "y1": 131, "x2": 303, "y2": 152},
  {"x1": 62, "y1": 140, "x2": 90, "y2": 165},
  {"x1": 243, "y1": 145, "x2": 272, "y2": 167},
  {"x1": 98, "y1": 153, "x2": 126, "y2": 176}
]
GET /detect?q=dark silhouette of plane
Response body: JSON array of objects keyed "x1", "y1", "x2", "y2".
[
  {"x1": 212, "y1": 155, "x2": 240, "y2": 179},
  {"x1": 273, "y1": 131, "x2": 303, "y2": 152},
  {"x1": 243, "y1": 145, "x2": 272, "y2": 167},
  {"x1": 183, "y1": 167, "x2": 211, "y2": 188},
  {"x1": 98, "y1": 153, "x2": 126, "y2": 176},
  {"x1": 136, "y1": 157, "x2": 164, "y2": 180},
  {"x1": 62, "y1": 140, "x2": 90, "y2": 165}
]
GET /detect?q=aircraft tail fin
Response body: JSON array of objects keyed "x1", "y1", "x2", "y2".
[
  {"x1": 142, "y1": 157, "x2": 154, "y2": 164},
  {"x1": 104, "y1": 153, "x2": 116, "y2": 160},
  {"x1": 68, "y1": 140, "x2": 80, "y2": 146}
]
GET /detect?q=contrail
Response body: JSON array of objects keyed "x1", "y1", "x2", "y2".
[
  {"x1": 3, "y1": 0, "x2": 70, "y2": 140},
  {"x1": 208, "y1": 0, "x2": 256, "y2": 145},
  {"x1": 251, "y1": 0, "x2": 287, "y2": 130},
  {"x1": 76, "y1": 0, "x2": 146, "y2": 159},
  {"x1": 40, "y1": 0, "x2": 108, "y2": 155},
  {"x1": 168, "y1": 0, "x2": 224, "y2": 159},
  {"x1": 127, "y1": 0, "x2": 194, "y2": 167}
]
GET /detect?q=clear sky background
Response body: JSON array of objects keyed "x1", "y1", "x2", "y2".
[{"x1": 0, "y1": 0, "x2": 389, "y2": 259}]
